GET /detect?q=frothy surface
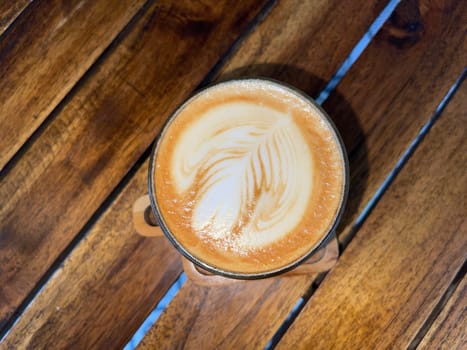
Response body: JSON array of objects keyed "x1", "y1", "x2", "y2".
[{"x1": 154, "y1": 80, "x2": 345, "y2": 274}]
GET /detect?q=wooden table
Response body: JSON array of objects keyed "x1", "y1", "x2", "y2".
[{"x1": 1, "y1": 0, "x2": 465, "y2": 349}]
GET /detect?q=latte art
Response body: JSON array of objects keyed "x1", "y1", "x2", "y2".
[
  {"x1": 154, "y1": 80, "x2": 345, "y2": 274},
  {"x1": 173, "y1": 103, "x2": 313, "y2": 251}
]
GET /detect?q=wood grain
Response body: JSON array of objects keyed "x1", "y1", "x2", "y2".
[
  {"x1": 277, "y1": 79, "x2": 467, "y2": 350},
  {"x1": 418, "y1": 274, "x2": 467, "y2": 350},
  {"x1": 0, "y1": 158, "x2": 183, "y2": 349},
  {"x1": 323, "y1": 0, "x2": 466, "y2": 242},
  {"x1": 218, "y1": 0, "x2": 386, "y2": 95},
  {"x1": 138, "y1": 0, "x2": 467, "y2": 348},
  {"x1": 0, "y1": 0, "x2": 31, "y2": 36},
  {"x1": 0, "y1": 0, "x2": 148, "y2": 170},
  {"x1": 0, "y1": 0, "x2": 268, "y2": 331},
  {"x1": 0, "y1": 0, "x2": 385, "y2": 346}
]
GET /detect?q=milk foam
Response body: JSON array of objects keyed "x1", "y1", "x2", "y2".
[
  {"x1": 171, "y1": 102, "x2": 313, "y2": 250},
  {"x1": 154, "y1": 79, "x2": 345, "y2": 273}
]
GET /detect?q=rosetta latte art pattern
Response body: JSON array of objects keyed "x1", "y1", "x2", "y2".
[{"x1": 171, "y1": 102, "x2": 313, "y2": 252}]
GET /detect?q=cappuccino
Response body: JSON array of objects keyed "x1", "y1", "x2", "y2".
[{"x1": 153, "y1": 79, "x2": 345, "y2": 275}]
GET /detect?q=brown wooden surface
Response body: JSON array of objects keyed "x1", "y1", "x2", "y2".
[
  {"x1": 0, "y1": 0, "x2": 31, "y2": 36},
  {"x1": 277, "y1": 79, "x2": 467, "y2": 350},
  {"x1": 0, "y1": 160, "x2": 184, "y2": 349},
  {"x1": 0, "y1": 0, "x2": 148, "y2": 170},
  {"x1": 0, "y1": 0, "x2": 268, "y2": 331},
  {"x1": 0, "y1": 0, "x2": 384, "y2": 346},
  {"x1": 218, "y1": 0, "x2": 384, "y2": 95},
  {"x1": 323, "y1": 0, "x2": 466, "y2": 244},
  {"x1": 138, "y1": 0, "x2": 467, "y2": 348},
  {"x1": 1, "y1": 0, "x2": 465, "y2": 348},
  {"x1": 418, "y1": 275, "x2": 467, "y2": 350}
]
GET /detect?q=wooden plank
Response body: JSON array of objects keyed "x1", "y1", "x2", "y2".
[
  {"x1": 323, "y1": 0, "x2": 467, "y2": 243},
  {"x1": 418, "y1": 275, "x2": 467, "y2": 350},
  {"x1": 277, "y1": 80, "x2": 467, "y2": 350},
  {"x1": 0, "y1": 159, "x2": 184, "y2": 349},
  {"x1": 138, "y1": 0, "x2": 467, "y2": 348},
  {"x1": 218, "y1": 0, "x2": 386, "y2": 95},
  {"x1": 0, "y1": 0, "x2": 269, "y2": 331},
  {"x1": 0, "y1": 0, "x2": 31, "y2": 36},
  {"x1": 0, "y1": 0, "x2": 148, "y2": 170},
  {"x1": 0, "y1": 0, "x2": 385, "y2": 346}
]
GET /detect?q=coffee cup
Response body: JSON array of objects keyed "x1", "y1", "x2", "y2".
[{"x1": 133, "y1": 78, "x2": 349, "y2": 284}]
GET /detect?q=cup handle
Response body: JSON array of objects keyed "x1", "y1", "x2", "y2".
[
  {"x1": 132, "y1": 195, "x2": 163, "y2": 237},
  {"x1": 133, "y1": 194, "x2": 339, "y2": 283},
  {"x1": 133, "y1": 195, "x2": 238, "y2": 286}
]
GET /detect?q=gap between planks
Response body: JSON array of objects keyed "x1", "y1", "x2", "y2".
[
  {"x1": 0, "y1": 0, "x2": 33, "y2": 38},
  {"x1": 135, "y1": 0, "x2": 467, "y2": 348},
  {"x1": 0, "y1": 0, "x2": 279, "y2": 340},
  {"x1": 0, "y1": 0, "x2": 155, "y2": 177},
  {"x1": 267, "y1": 67, "x2": 467, "y2": 349},
  {"x1": 408, "y1": 260, "x2": 467, "y2": 349},
  {"x1": 126, "y1": 0, "x2": 403, "y2": 347}
]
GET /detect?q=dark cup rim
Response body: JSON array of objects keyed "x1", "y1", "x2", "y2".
[{"x1": 148, "y1": 77, "x2": 349, "y2": 280}]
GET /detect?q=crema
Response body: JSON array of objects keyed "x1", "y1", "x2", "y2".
[{"x1": 153, "y1": 79, "x2": 345, "y2": 274}]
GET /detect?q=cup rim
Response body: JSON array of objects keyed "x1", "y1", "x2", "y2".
[{"x1": 148, "y1": 77, "x2": 349, "y2": 279}]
